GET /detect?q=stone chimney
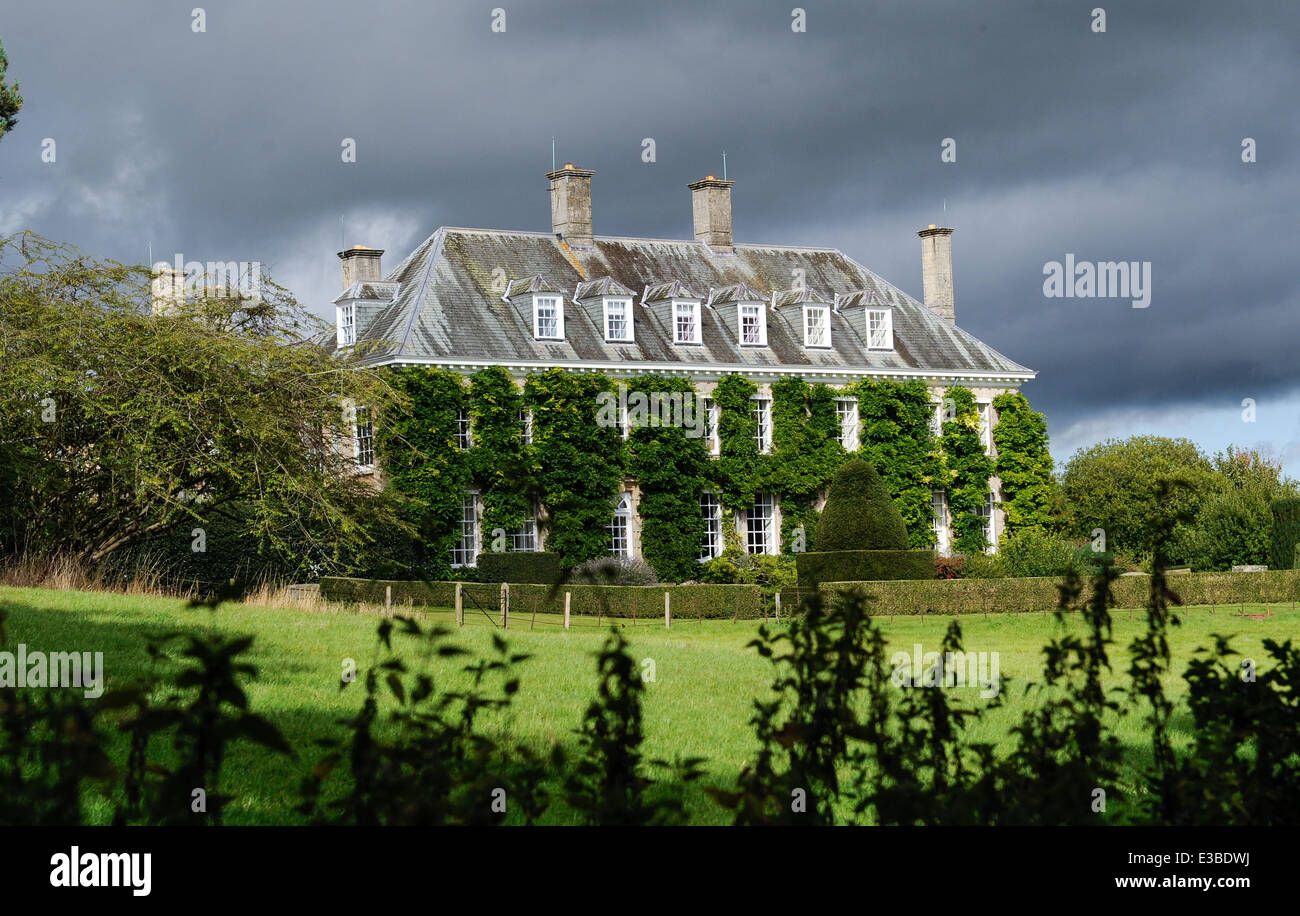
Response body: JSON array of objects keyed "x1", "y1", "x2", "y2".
[
  {"x1": 150, "y1": 263, "x2": 184, "y2": 316},
  {"x1": 918, "y1": 225, "x2": 955, "y2": 323},
  {"x1": 546, "y1": 163, "x2": 595, "y2": 247},
  {"x1": 688, "y1": 175, "x2": 734, "y2": 251},
  {"x1": 338, "y1": 245, "x2": 384, "y2": 290}
]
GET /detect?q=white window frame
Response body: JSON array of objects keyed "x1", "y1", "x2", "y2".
[
  {"x1": 803, "y1": 305, "x2": 831, "y2": 348},
  {"x1": 738, "y1": 302, "x2": 767, "y2": 346},
  {"x1": 673, "y1": 299, "x2": 702, "y2": 345},
  {"x1": 866, "y1": 307, "x2": 893, "y2": 351},
  {"x1": 931, "y1": 398, "x2": 945, "y2": 437},
  {"x1": 699, "y1": 491, "x2": 723, "y2": 561},
  {"x1": 703, "y1": 396, "x2": 720, "y2": 457},
  {"x1": 603, "y1": 297, "x2": 633, "y2": 343},
  {"x1": 451, "y1": 490, "x2": 479, "y2": 568},
  {"x1": 609, "y1": 493, "x2": 632, "y2": 557},
  {"x1": 533, "y1": 294, "x2": 564, "y2": 340},
  {"x1": 751, "y1": 397, "x2": 772, "y2": 454},
  {"x1": 510, "y1": 511, "x2": 539, "y2": 553},
  {"x1": 746, "y1": 493, "x2": 777, "y2": 556},
  {"x1": 338, "y1": 303, "x2": 356, "y2": 347},
  {"x1": 977, "y1": 401, "x2": 993, "y2": 455},
  {"x1": 835, "y1": 398, "x2": 859, "y2": 451},
  {"x1": 353, "y1": 405, "x2": 374, "y2": 470},
  {"x1": 932, "y1": 490, "x2": 950, "y2": 557},
  {"x1": 455, "y1": 408, "x2": 473, "y2": 450},
  {"x1": 519, "y1": 408, "x2": 534, "y2": 446},
  {"x1": 977, "y1": 491, "x2": 996, "y2": 554}
]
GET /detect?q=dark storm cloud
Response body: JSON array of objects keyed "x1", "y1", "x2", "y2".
[{"x1": 2, "y1": 0, "x2": 1298, "y2": 465}]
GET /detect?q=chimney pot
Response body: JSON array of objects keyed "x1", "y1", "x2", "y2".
[
  {"x1": 917, "y1": 226, "x2": 955, "y2": 323},
  {"x1": 546, "y1": 164, "x2": 595, "y2": 247},
  {"x1": 688, "y1": 176, "x2": 735, "y2": 251}
]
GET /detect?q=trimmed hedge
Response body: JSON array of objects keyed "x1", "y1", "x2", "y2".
[
  {"x1": 475, "y1": 551, "x2": 563, "y2": 584},
  {"x1": 1271, "y1": 499, "x2": 1300, "y2": 570},
  {"x1": 812, "y1": 568, "x2": 1300, "y2": 616},
  {"x1": 796, "y1": 549, "x2": 935, "y2": 585},
  {"x1": 815, "y1": 459, "x2": 909, "y2": 550},
  {"x1": 319, "y1": 577, "x2": 768, "y2": 619}
]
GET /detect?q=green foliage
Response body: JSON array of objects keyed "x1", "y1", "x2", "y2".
[
  {"x1": 999, "y1": 528, "x2": 1080, "y2": 578},
  {"x1": 1182, "y1": 448, "x2": 1297, "y2": 571},
  {"x1": 769, "y1": 378, "x2": 843, "y2": 550},
  {"x1": 710, "y1": 374, "x2": 761, "y2": 512},
  {"x1": 569, "y1": 555, "x2": 660, "y2": 586},
  {"x1": 959, "y1": 551, "x2": 1007, "y2": 579},
  {"x1": 0, "y1": 39, "x2": 21, "y2": 139},
  {"x1": 815, "y1": 459, "x2": 909, "y2": 551},
  {"x1": 991, "y1": 391, "x2": 1056, "y2": 535},
  {"x1": 475, "y1": 551, "x2": 562, "y2": 584},
  {"x1": 0, "y1": 233, "x2": 405, "y2": 578},
  {"x1": 623, "y1": 375, "x2": 709, "y2": 581},
  {"x1": 852, "y1": 379, "x2": 942, "y2": 548},
  {"x1": 525, "y1": 370, "x2": 624, "y2": 569},
  {"x1": 939, "y1": 387, "x2": 993, "y2": 555},
  {"x1": 698, "y1": 551, "x2": 797, "y2": 592},
  {"x1": 1272, "y1": 498, "x2": 1300, "y2": 570},
  {"x1": 468, "y1": 367, "x2": 534, "y2": 546},
  {"x1": 795, "y1": 549, "x2": 935, "y2": 584},
  {"x1": 1060, "y1": 436, "x2": 1213, "y2": 559},
  {"x1": 381, "y1": 368, "x2": 471, "y2": 579}
]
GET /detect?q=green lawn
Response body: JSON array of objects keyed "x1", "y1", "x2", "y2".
[{"x1": 1, "y1": 584, "x2": 1297, "y2": 824}]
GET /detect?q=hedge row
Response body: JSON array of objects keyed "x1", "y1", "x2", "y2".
[
  {"x1": 814, "y1": 568, "x2": 1300, "y2": 616},
  {"x1": 319, "y1": 577, "x2": 768, "y2": 619},
  {"x1": 1271, "y1": 499, "x2": 1300, "y2": 570},
  {"x1": 474, "y1": 552, "x2": 563, "y2": 584},
  {"x1": 795, "y1": 549, "x2": 935, "y2": 585}
]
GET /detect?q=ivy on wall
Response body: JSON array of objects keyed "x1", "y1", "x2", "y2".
[
  {"x1": 523, "y1": 368, "x2": 624, "y2": 568},
  {"x1": 624, "y1": 375, "x2": 710, "y2": 581},
  {"x1": 851, "y1": 378, "x2": 943, "y2": 548},
  {"x1": 467, "y1": 367, "x2": 533, "y2": 548},
  {"x1": 940, "y1": 385, "x2": 994, "y2": 554},
  {"x1": 377, "y1": 366, "x2": 1026, "y2": 578},
  {"x1": 378, "y1": 368, "x2": 470, "y2": 579}
]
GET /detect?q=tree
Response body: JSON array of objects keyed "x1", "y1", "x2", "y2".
[
  {"x1": 0, "y1": 38, "x2": 21, "y2": 140},
  {"x1": 939, "y1": 386, "x2": 994, "y2": 554},
  {"x1": 0, "y1": 233, "x2": 405, "y2": 578},
  {"x1": 815, "y1": 459, "x2": 909, "y2": 551},
  {"x1": 1060, "y1": 436, "x2": 1214, "y2": 560},
  {"x1": 1180, "y1": 448, "x2": 1299, "y2": 570}
]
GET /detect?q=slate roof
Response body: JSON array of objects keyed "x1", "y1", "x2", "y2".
[{"x1": 344, "y1": 227, "x2": 1034, "y2": 383}]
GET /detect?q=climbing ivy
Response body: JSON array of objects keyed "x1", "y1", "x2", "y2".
[
  {"x1": 378, "y1": 368, "x2": 470, "y2": 579},
  {"x1": 940, "y1": 386, "x2": 994, "y2": 554},
  {"x1": 769, "y1": 377, "x2": 842, "y2": 551},
  {"x1": 523, "y1": 369, "x2": 624, "y2": 569},
  {"x1": 991, "y1": 391, "x2": 1056, "y2": 535},
  {"x1": 467, "y1": 367, "x2": 533, "y2": 551},
  {"x1": 710, "y1": 373, "x2": 761, "y2": 514},
  {"x1": 851, "y1": 378, "x2": 943, "y2": 548},
  {"x1": 624, "y1": 375, "x2": 710, "y2": 581}
]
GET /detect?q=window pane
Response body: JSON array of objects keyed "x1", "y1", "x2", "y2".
[
  {"x1": 354, "y1": 406, "x2": 374, "y2": 467},
  {"x1": 699, "y1": 492, "x2": 722, "y2": 560},
  {"x1": 752, "y1": 399, "x2": 771, "y2": 452},
  {"x1": 451, "y1": 492, "x2": 478, "y2": 567},
  {"x1": 675, "y1": 303, "x2": 697, "y2": 343},
  {"x1": 747, "y1": 493, "x2": 773, "y2": 555}
]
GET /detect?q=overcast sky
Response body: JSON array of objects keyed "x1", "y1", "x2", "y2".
[{"x1": 3, "y1": 0, "x2": 1299, "y2": 474}]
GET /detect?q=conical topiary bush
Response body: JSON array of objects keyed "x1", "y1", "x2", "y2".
[{"x1": 815, "y1": 459, "x2": 909, "y2": 551}]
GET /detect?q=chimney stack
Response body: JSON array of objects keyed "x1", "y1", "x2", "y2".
[
  {"x1": 546, "y1": 163, "x2": 595, "y2": 247},
  {"x1": 338, "y1": 245, "x2": 384, "y2": 290},
  {"x1": 918, "y1": 225, "x2": 955, "y2": 323},
  {"x1": 688, "y1": 176, "x2": 734, "y2": 251}
]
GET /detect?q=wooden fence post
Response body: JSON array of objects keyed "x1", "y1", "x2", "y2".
[
  {"x1": 455, "y1": 582, "x2": 463, "y2": 627},
  {"x1": 564, "y1": 592, "x2": 571, "y2": 630},
  {"x1": 384, "y1": 585, "x2": 392, "y2": 616},
  {"x1": 501, "y1": 582, "x2": 510, "y2": 628},
  {"x1": 664, "y1": 591, "x2": 671, "y2": 629},
  {"x1": 775, "y1": 592, "x2": 781, "y2": 620}
]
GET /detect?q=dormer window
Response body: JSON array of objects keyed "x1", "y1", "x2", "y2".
[
  {"x1": 866, "y1": 308, "x2": 893, "y2": 350},
  {"x1": 533, "y1": 295, "x2": 564, "y2": 340},
  {"x1": 739, "y1": 303, "x2": 766, "y2": 346},
  {"x1": 674, "y1": 300, "x2": 701, "y2": 344},
  {"x1": 803, "y1": 305, "x2": 831, "y2": 348},
  {"x1": 338, "y1": 303, "x2": 355, "y2": 347},
  {"x1": 604, "y1": 298, "x2": 633, "y2": 342}
]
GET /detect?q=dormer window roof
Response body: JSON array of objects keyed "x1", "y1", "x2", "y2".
[
  {"x1": 643, "y1": 280, "x2": 703, "y2": 345},
  {"x1": 709, "y1": 283, "x2": 768, "y2": 347},
  {"x1": 505, "y1": 276, "x2": 566, "y2": 341},
  {"x1": 573, "y1": 277, "x2": 636, "y2": 344},
  {"x1": 574, "y1": 277, "x2": 636, "y2": 301},
  {"x1": 642, "y1": 279, "x2": 702, "y2": 304},
  {"x1": 706, "y1": 282, "x2": 766, "y2": 307}
]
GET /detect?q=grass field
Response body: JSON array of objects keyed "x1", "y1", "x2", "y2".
[{"x1": 2, "y1": 584, "x2": 1298, "y2": 824}]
